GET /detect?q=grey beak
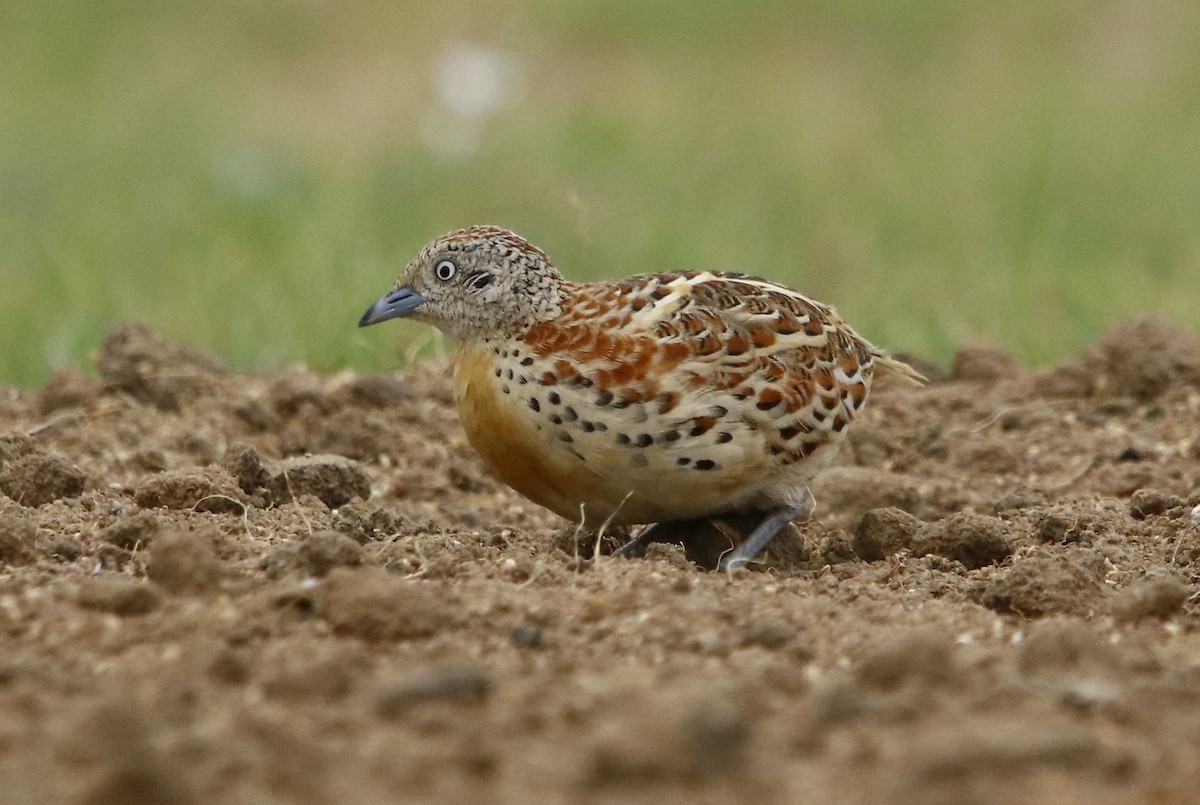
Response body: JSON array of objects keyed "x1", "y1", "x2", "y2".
[{"x1": 358, "y1": 286, "x2": 429, "y2": 327}]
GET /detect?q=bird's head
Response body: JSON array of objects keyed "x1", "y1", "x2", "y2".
[{"x1": 359, "y1": 226, "x2": 567, "y2": 342}]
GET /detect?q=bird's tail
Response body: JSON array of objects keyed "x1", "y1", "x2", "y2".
[{"x1": 872, "y1": 350, "x2": 927, "y2": 386}]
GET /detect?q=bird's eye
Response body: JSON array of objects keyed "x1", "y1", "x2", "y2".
[{"x1": 434, "y1": 260, "x2": 457, "y2": 281}]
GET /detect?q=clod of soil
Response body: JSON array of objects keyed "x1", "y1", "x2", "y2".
[
  {"x1": 912, "y1": 512, "x2": 1013, "y2": 568},
  {"x1": 1113, "y1": 575, "x2": 1190, "y2": 622},
  {"x1": 225, "y1": 445, "x2": 371, "y2": 508},
  {"x1": 1076, "y1": 315, "x2": 1200, "y2": 400},
  {"x1": 852, "y1": 507, "x2": 922, "y2": 561},
  {"x1": 76, "y1": 577, "x2": 162, "y2": 616},
  {"x1": 0, "y1": 452, "x2": 86, "y2": 506},
  {"x1": 36, "y1": 365, "x2": 99, "y2": 414},
  {"x1": 0, "y1": 513, "x2": 38, "y2": 564},
  {"x1": 97, "y1": 512, "x2": 161, "y2": 549},
  {"x1": 339, "y1": 373, "x2": 413, "y2": 408},
  {"x1": 264, "y1": 454, "x2": 371, "y2": 508},
  {"x1": 0, "y1": 431, "x2": 37, "y2": 463},
  {"x1": 329, "y1": 501, "x2": 408, "y2": 543},
  {"x1": 318, "y1": 567, "x2": 457, "y2": 640},
  {"x1": 643, "y1": 540, "x2": 697, "y2": 571},
  {"x1": 144, "y1": 529, "x2": 223, "y2": 593},
  {"x1": 96, "y1": 322, "x2": 225, "y2": 410},
  {"x1": 223, "y1": 444, "x2": 272, "y2": 493},
  {"x1": 951, "y1": 346, "x2": 1020, "y2": 381},
  {"x1": 1034, "y1": 511, "x2": 1094, "y2": 544},
  {"x1": 134, "y1": 467, "x2": 246, "y2": 513},
  {"x1": 263, "y1": 530, "x2": 363, "y2": 578},
  {"x1": 1129, "y1": 487, "x2": 1188, "y2": 520},
  {"x1": 981, "y1": 549, "x2": 1109, "y2": 616}
]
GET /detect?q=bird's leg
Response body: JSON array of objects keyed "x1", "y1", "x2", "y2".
[
  {"x1": 612, "y1": 523, "x2": 665, "y2": 559},
  {"x1": 717, "y1": 488, "x2": 814, "y2": 572}
]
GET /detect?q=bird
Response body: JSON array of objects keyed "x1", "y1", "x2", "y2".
[{"x1": 359, "y1": 226, "x2": 923, "y2": 570}]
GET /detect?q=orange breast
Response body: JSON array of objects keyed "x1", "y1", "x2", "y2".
[{"x1": 452, "y1": 344, "x2": 597, "y2": 521}]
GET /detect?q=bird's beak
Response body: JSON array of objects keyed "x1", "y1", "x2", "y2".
[{"x1": 358, "y1": 286, "x2": 429, "y2": 327}]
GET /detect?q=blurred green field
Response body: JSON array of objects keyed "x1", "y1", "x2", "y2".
[{"x1": 2, "y1": 0, "x2": 1198, "y2": 388}]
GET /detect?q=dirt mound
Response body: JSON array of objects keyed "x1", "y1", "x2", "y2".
[{"x1": 2, "y1": 317, "x2": 1200, "y2": 803}]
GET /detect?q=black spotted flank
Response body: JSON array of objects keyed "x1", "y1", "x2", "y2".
[
  {"x1": 676, "y1": 457, "x2": 691, "y2": 465},
  {"x1": 547, "y1": 391, "x2": 561, "y2": 405},
  {"x1": 694, "y1": 459, "x2": 717, "y2": 471},
  {"x1": 581, "y1": 421, "x2": 596, "y2": 432},
  {"x1": 562, "y1": 407, "x2": 578, "y2": 422},
  {"x1": 520, "y1": 356, "x2": 535, "y2": 367},
  {"x1": 549, "y1": 413, "x2": 562, "y2": 425},
  {"x1": 616, "y1": 433, "x2": 631, "y2": 445},
  {"x1": 596, "y1": 390, "x2": 614, "y2": 406},
  {"x1": 635, "y1": 433, "x2": 653, "y2": 447},
  {"x1": 528, "y1": 397, "x2": 540, "y2": 412},
  {"x1": 716, "y1": 432, "x2": 733, "y2": 443}
]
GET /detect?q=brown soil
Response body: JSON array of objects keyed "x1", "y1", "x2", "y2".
[{"x1": 3, "y1": 318, "x2": 1200, "y2": 804}]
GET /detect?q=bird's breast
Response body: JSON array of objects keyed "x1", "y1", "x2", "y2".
[
  {"x1": 451, "y1": 339, "x2": 816, "y2": 525},
  {"x1": 452, "y1": 343, "x2": 606, "y2": 521}
]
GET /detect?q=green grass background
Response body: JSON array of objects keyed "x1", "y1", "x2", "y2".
[{"x1": 2, "y1": 0, "x2": 1198, "y2": 387}]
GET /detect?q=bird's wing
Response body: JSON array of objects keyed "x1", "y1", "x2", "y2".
[{"x1": 521, "y1": 271, "x2": 917, "y2": 463}]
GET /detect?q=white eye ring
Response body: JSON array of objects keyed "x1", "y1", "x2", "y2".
[{"x1": 434, "y1": 260, "x2": 457, "y2": 281}]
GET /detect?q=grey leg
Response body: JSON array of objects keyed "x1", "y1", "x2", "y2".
[
  {"x1": 717, "y1": 488, "x2": 813, "y2": 572},
  {"x1": 613, "y1": 523, "x2": 664, "y2": 559}
]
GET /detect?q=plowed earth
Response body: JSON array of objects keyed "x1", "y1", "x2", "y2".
[{"x1": 3, "y1": 319, "x2": 1200, "y2": 804}]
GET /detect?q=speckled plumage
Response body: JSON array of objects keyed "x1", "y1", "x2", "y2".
[{"x1": 360, "y1": 225, "x2": 922, "y2": 568}]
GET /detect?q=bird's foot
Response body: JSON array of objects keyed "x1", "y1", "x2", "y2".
[{"x1": 717, "y1": 489, "x2": 814, "y2": 572}]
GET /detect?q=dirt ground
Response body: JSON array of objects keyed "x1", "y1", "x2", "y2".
[{"x1": 3, "y1": 319, "x2": 1200, "y2": 804}]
